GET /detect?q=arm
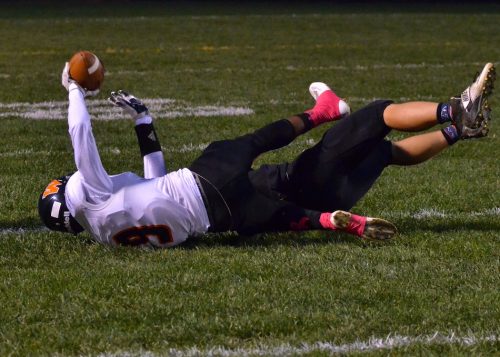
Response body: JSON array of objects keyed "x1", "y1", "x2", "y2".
[
  {"x1": 109, "y1": 90, "x2": 167, "y2": 179},
  {"x1": 67, "y1": 82, "x2": 112, "y2": 203},
  {"x1": 135, "y1": 116, "x2": 167, "y2": 179}
]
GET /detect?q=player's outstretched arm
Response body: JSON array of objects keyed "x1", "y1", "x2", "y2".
[
  {"x1": 109, "y1": 90, "x2": 167, "y2": 179},
  {"x1": 62, "y1": 63, "x2": 113, "y2": 203}
]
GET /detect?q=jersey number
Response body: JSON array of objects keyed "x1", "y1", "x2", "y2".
[{"x1": 112, "y1": 225, "x2": 174, "y2": 246}]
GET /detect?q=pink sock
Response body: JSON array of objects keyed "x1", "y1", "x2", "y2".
[
  {"x1": 345, "y1": 214, "x2": 367, "y2": 237},
  {"x1": 319, "y1": 212, "x2": 367, "y2": 237},
  {"x1": 305, "y1": 90, "x2": 342, "y2": 127},
  {"x1": 319, "y1": 212, "x2": 336, "y2": 230}
]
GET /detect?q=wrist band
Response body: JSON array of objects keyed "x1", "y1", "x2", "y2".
[{"x1": 135, "y1": 123, "x2": 162, "y2": 157}]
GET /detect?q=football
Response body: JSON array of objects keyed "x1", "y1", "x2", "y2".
[{"x1": 68, "y1": 51, "x2": 105, "y2": 91}]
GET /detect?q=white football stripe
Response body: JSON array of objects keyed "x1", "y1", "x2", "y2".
[
  {"x1": 0, "y1": 226, "x2": 48, "y2": 235},
  {"x1": 91, "y1": 332, "x2": 499, "y2": 356},
  {"x1": 380, "y1": 207, "x2": 500, "y2": 220},
  {"x1": 0, "y1": 98, "x2": 253, "y2": 120},
  {"x1": 87, "y1": 55, "x2": 101, "y2": 75}
]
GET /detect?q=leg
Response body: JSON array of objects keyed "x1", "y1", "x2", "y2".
[
  {"x1": 249, "y1": 100, "x2": 394, "y2": 211},
  {"x1": 383, "y1": 102, "x2": 440, "y2": 131},
  {"x1": 250, "y1": 101, "x2": 449, "y2": 210},
  {"x1": 250, "y1": 63, "x2": 496, "y2": 209},
  {"x1": 191, "y1": 81, "x2": 350, "y2": 189},
  {"x1": 190, "y1": 118, "x2": 297, "y2": 188},
  {"x1": 383, "y1": 101, "x2": 457, "y2": 165},
  {"x1": 391, "y1": 130, "x2": 449, "y2": 165},
  {"x1": 231, "y1": 179, "x2": 396, "y2": 241},
  {"x1": 190, "y1": 86, "x2": 351, "y2": 233},
  {"x1": 386, "y1": 63, "x2": 496, "y2": 139},
  {"x1": 189, "y1": 118, "x2": 299, "y2": 231},
  {"x1": 386, "y1": 68, "x2": 496, "y2": 165}
]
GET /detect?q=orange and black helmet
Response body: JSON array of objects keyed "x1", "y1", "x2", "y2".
[{"x1": 38, "y1": 175, "x2": 84, "y2": 234}]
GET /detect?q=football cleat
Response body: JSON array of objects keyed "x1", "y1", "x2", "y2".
[
  {"x1": 331, "y1": 210, "x2": 397, "y2": 242},
  {"x1": 450, "y1": 63, "x2": 496, "y2": 138},
  {"x1": 306, "y1": 82, "x2": 350, "y2": 126},
  {"x1": 457, "y1": 119, "x2": 489, "y2": 139}
]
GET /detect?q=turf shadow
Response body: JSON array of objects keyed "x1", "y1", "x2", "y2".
[
  {"x1": 394, "y1": 217, "x2": 500, "y2": 234},
  {"x1": 177, "y1": 230, "x2": 371, "y2": 250},
  {"x1": 0, "y1": 217, "x2": 43, "y2": 230}
]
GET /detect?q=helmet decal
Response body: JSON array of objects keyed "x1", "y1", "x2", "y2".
[
  {"x1": 51, "y1": 201, "x2": 62, "y2": 218},
  {"x1": 42, "y1": 179, "x2": 63, "y2": 199},
  {"x1": 63, "y1": 211, "x2": 73, "y2": 232}
]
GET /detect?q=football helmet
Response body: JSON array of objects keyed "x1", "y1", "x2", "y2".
[{"x1": 38, "y1": 175, "x2": 84, "y2": 234}]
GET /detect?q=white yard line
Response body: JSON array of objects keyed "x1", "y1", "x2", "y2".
[
  {"x1": 0, "y1": 147, "x2": 123, "y2": 157},
  {"x1": 91, "y1": 332, "x2": 499, "y2": 357},
  {"x1": 0, "y1": 98, "x2": 253, "y2": 121},
  {"x1": 0, "y1": 95, "x2": 444, "y2": 121},
  {"x1": 0, "y1": 226, "x2": 48, "y2": 235},
  {"x1": 382, "y1": 208, "x2": 500, "y2": 220}
]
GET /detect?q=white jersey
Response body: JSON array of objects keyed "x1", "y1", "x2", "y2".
[{"x1": 64, "y1": 85, "x2": 210, "y2": 248}]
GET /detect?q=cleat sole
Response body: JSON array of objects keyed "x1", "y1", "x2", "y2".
[
  {"x1": 331, "y1": 210, "x2": 351, "y2": 230},
  {"x1": 362, "y1": 217, "x2": 398, "y2": 242}
]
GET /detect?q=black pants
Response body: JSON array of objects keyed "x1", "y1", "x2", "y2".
[
  {"x1": 249, "y1": 100, "x2": 394, "y2": 212},
  {"x1": 189, "y1": 119, "x2": 322, "y2": 234}
]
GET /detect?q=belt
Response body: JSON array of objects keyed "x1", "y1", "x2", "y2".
[{"x1": 192, "y1": 172, "x2": 232, "y2": 232}]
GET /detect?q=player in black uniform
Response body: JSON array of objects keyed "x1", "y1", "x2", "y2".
[
  {"x1": 249, "y1": 63, "x2": 495, "y2": 214},
  {"x1": 124, "y1": 63, "x2": 494, "y2": 242}
]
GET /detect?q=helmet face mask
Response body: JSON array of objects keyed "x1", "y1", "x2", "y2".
[{"x1": 38, "y1": 175, "x2": 84, "y2": 234}]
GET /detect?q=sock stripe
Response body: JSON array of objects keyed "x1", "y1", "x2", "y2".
[
  {"x1": 441, "y1": 125, "x2": 459, "y2": 145},
  {"x1": 297, "y1": 113, "x2": 313, "y2": 132},
  {"x1": 437, "y1": 103, "x2": 452, "y2": 124}
]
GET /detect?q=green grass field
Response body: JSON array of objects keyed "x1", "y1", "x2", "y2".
[{"x1": 0, "y1": 2, "x2": 499, "y2": 356}]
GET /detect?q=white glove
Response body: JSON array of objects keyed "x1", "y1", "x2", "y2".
[
  {"x1": 108, "y1": 90, "x2": 149, "y2": 120},
  {"x1": 61, "y1": 62, "x2": 99, "y2": 97}
]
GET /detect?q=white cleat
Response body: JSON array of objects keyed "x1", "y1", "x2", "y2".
[
  {"x1": 309, "y1": 82, "x2": 332, "y2": 100},
  {"x1": 451, "y1": 62, "x2": 496, "y2": 136},
  {"x1": 309, "y1": 82, "x2": 351, "y2": 118}
]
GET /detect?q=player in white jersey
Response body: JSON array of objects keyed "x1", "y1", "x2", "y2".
[
  {"x1": 38, "y1": 63, "x2": 399, "y2": 247},
  {"x1": 38, "y1": 62, "x2": 494, "y2": 247},
  {"x1": 39, "y1": 85, "x2": 210, "y2": 247}
]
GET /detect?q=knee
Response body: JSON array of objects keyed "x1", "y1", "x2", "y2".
[
  {"x1": 390, "y1": 141, "x2": 417, "y2": 165},
  {"x1": 382, "y1": 103, "x2": 398, "y2": 127}
]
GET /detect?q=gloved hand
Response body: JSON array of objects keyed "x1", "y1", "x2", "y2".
[{"x1": 108, "y1": 90, "x2": 149, "y2": 120}]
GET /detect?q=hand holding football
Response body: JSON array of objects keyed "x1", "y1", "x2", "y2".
[{"x1": 68, "y1": 51, "x2": 105, "y2": 91}]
